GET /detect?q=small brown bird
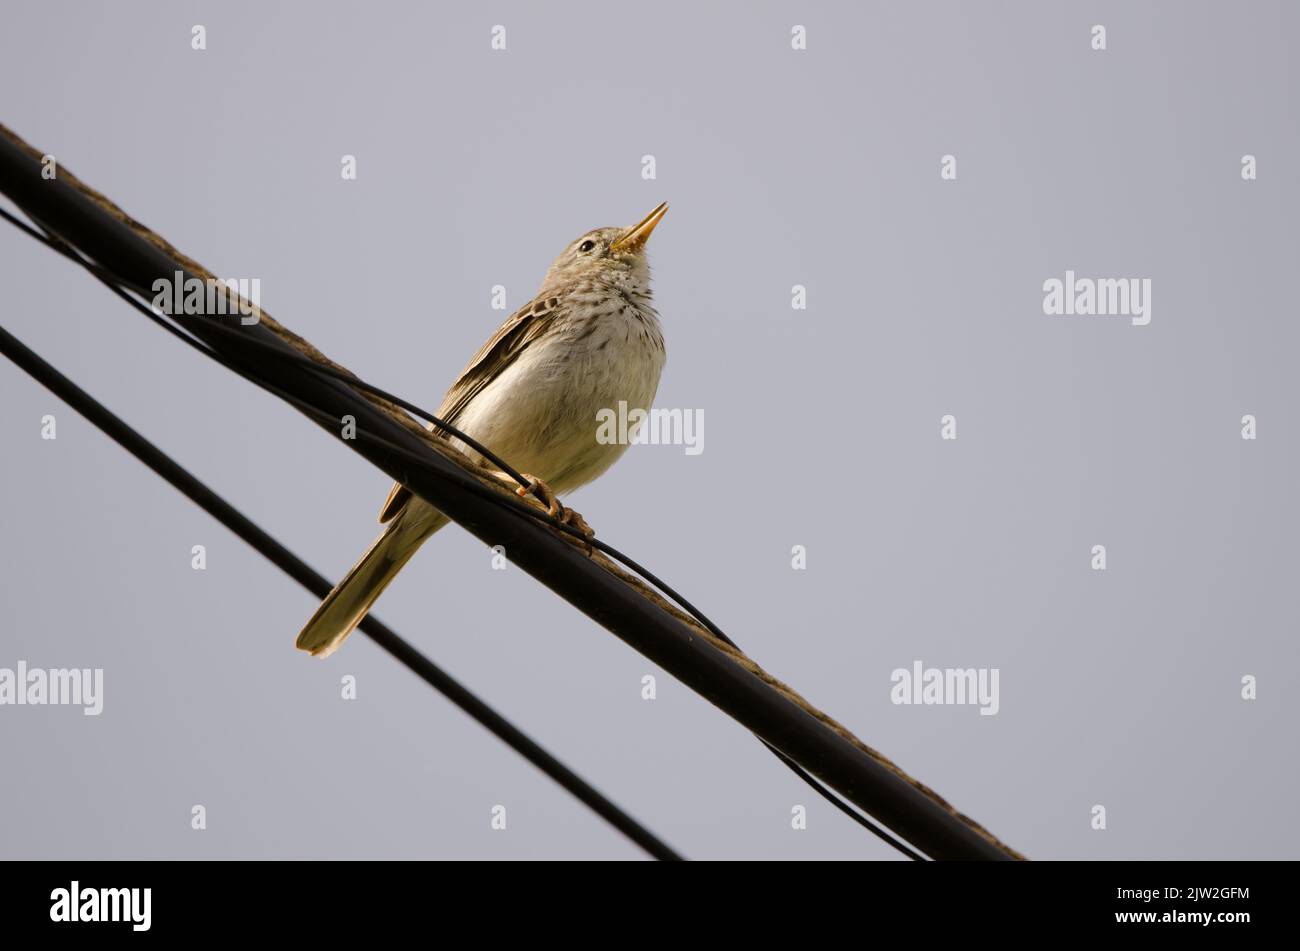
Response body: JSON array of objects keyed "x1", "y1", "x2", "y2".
[{"x1": 296, "y1": 202, "x2": 669, "y2": 657}]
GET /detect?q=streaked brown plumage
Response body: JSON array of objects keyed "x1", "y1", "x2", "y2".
[{"x1": 296, "y1": 203, "x2": 669, "y2": 657}]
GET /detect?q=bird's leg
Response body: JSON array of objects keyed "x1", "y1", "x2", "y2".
[
  {"x1": 515, "y1": 473, "x2": 561, "y2": 517},
  {"x1": 557, "y1": 504, "x2": 596, "y2": 556},
  {"x1": 505, "y1": 472, "x2": 596, "y2": 551},
  {"x1": 558, "y1": 505, "x2": 594, "y2": 543}
]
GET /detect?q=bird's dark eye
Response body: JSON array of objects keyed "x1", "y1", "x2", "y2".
[{"x1": 578, "y1": 240, "x2": 596, "y2": 253}]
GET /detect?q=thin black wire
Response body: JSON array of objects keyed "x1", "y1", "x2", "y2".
[
  {"x1": 0, "y1": 204, "x2": 926, "y2": 860},
  {"x1": 0, "y1": 206, "x2": 531, "y2": 484},
  {"x1": 0, "y1": 320, "x2": 684, "y2": 862}
]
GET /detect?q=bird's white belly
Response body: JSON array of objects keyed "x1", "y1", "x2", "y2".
[{"x1": 451, "y1": 313, "x2": 664, "y2": 493}]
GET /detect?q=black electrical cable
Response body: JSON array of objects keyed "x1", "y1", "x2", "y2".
[
  {"x1": 1, "y1": 203, "x2": 929, "y2": 860},
  {"x1": 0, "y1": 319, "x2": 685, "y2": 862}
]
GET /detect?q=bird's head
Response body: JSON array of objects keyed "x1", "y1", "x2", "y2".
[{"x1": 541, "y1": 202, "x2": 667, "y2": 296}]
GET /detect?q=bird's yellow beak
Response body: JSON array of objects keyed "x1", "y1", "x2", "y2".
[{"x1": 611, "y1": 201, "x2": 668, "y2": 253}]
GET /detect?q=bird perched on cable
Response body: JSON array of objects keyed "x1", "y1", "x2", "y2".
[{"x1": 296, "y1": 202, "x2": 669, "y2": 658}]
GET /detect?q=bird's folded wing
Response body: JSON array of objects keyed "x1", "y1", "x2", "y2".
[{"x1": 378, "y1": 293, "x2": 562, "y2": 523}]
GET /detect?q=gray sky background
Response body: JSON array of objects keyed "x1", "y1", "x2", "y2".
[{"x1": 1, "y1": 1, "x2": 1297, "y2": 859}]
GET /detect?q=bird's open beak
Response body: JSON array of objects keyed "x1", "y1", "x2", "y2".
[{"x1": 611, "y1": 201, "x2": 668, "y2": 253}]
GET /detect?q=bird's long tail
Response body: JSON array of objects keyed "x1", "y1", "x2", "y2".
[{"x1": 295, "y1": 511, "x2": 446, "y2": 658}]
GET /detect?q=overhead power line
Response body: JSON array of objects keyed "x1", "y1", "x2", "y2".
[
  {"x1": 0, "y1": 321, "x2": 684, "y2": 862},
  {"x1": 0, "y1": 124, "x2": 1024, "y2": 861}
]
